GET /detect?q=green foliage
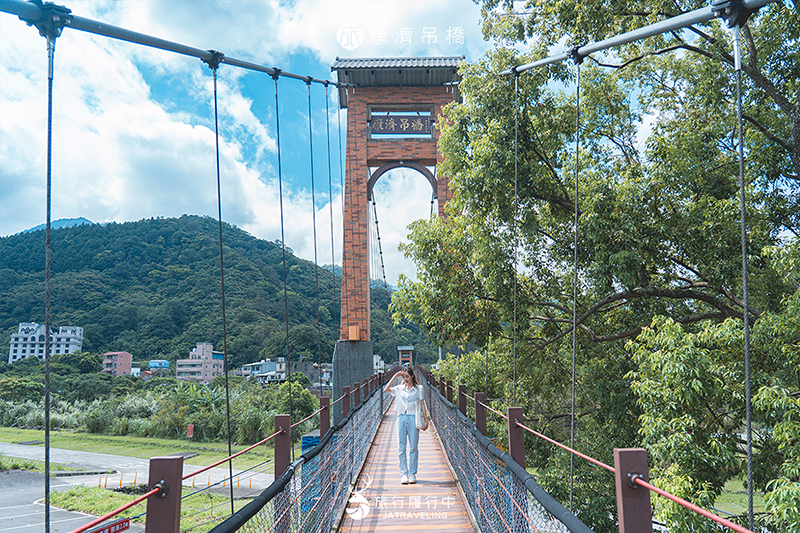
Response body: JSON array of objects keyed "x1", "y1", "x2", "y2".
[
  {"x1": 288, "y1": 372, "x2": 311, "y2": 388},
  {"x1": 0, "y1": 377, "x2": 44, "y2": 402},
  {"x1": 392, "y1": 1, "x2": 798, "y2": 530},
  {"x1": 1, "y1": 215, "x2": 434, "y2": 368}
]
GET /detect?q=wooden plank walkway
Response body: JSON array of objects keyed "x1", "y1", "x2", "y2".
[{"x1": 337, "y1": 406, "x2": 476, "y2": 532}]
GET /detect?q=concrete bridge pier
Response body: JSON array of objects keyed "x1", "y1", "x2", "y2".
[{"x1": 332, "y1": 340, "x2": 373, "y2": 424}]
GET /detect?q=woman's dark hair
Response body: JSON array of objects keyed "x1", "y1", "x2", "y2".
[{"x1": 406, "y1": 368, "x2": 419, "y2": 388}]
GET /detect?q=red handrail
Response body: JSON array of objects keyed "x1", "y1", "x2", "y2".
[
  {"x1": 634, "y1": 477, "x2": 755, "y2": 533},
  {"x1": 291, "y1": 404, "x2": 327, "y2": 429},
  {"x1": 437, "y1": 377, "x2": 754, "y2": 533},
  {"x1": 182, "y1": 429, "x2": 283, "y2": 480},
  {"x1": 515, "y1": 420, "x2": 615, "y2": 473},
  {"x1": 478, "y1": 400, "x2": 509, "y2": 420},
  {"x1": 69, "y1": 486, "x2": 160, "y2": 533},
  {"x1": 329, "y1": 390, "x2": 348, "y2": 407}
]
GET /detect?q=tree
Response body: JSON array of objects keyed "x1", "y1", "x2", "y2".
[
  {"x1": 288, "y1": 372, "x2": 311, "y2": 388},
  {"x1": 391, "y1": 1, "x2": 798, "y2": 530}
]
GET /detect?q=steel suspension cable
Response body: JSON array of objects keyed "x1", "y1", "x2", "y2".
[
  {"x1": 306, "y1": 80, "x2": 323, "y2": 395},
  {"x1": 207, "y1": 59, "x2": 236, "y2": 515},
  {"x1": 732, "y1": 24, "x2": 754, "y2": 530},
  {"x1": 512, "y1": 72, "x2": 519, "y2": 407},
  {"x1": 272, "y1": 74, "x2": 293, "y2": 460},
  {"x1": 43, "y1": 29, "x2": 56, "y2": 533},
  {"x1": 370, "y1": 195, "x2": 397, "y2": 361},
  {"x1": 570, "y1": 57, "x2": 582, "y2": 513},
  {"x1": 325, "y1": 84, "x2": 335, "y2": 395}
]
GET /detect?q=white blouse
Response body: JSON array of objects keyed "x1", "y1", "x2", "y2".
[{"x1": 390, "y1": 384, "x2": 421, "y2": 415}]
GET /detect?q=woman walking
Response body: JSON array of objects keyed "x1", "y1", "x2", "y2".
[{"x1": 384, "y1": 366, "x2": 424, "y2": 484}]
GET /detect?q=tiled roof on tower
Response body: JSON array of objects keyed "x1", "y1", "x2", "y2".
[{"x1": 332, "y1": 56, "x2": 465, "y2": 108}]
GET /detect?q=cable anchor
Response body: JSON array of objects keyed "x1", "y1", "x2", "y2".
[
  {"x1": 568, "y1": 45, "x2": 585, "y2": 65},
  {"x1": 202, "y1": 50, "x2": 225, "y2": 71},
  {"x1": 151, "y1": 479, "x2": 169, "y2": 498},
  {"x1": 21, "y1": 0, "x2": 72, "y2": 40},
  {"x1": 626, "y1": 471, "x2": 644, "y2": 490},
  {"x1": 711, "y1": 0, "x2": 755, "y2": 28}
]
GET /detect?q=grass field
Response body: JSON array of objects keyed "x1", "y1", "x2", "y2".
[
  {"x1": 50, "y1": 485, "x2": 253, "y2": 532},
  {"x1": 0, "y1": 427, "x2": 274, "y2": 470},
  {"x1": 0, "y1": 453, "x2": 77, "y2": 473}
]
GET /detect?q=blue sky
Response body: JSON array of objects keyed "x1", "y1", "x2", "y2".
[{"x1": 0, "y1": 0, "x2": 492, "y2": 284}]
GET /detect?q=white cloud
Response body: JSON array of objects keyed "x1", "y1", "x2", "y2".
[{"x1": 1, "y1": 0, "x2": 489, "y2": 286}]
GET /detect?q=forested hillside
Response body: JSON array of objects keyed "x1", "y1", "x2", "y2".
[{"x1": 0, "y1": 215, "x2": 435, "y2": 367}]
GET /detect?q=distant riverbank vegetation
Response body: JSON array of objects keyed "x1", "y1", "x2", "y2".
[{"x1": 0, "y1": 354, "x2": 317, "y2": 445}]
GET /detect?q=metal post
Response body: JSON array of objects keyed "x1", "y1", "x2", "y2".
[
  {"x1": 145, "y1": 456, "x2": 183, "y2": 533},
  {"x1": 353, "y1": 381, "x2": 361, "y2": 407},
  {"x1": 614, "y1": 448, "x2": 652, "y2": 533},
  {"x1": 342, "y1": 386, "x2": 351, "y2": 418},
  {"x1": 475, "y1": 392, "x2": 486, "y2": 436},
  {"x1": 274, "y1": 414, "x2": 291, "y2": 478},
  {"x1": 320, "y1": 397, "x2": 330, "y2": 436},
  {"x1": 507, "y1": 407, "x2": 525, "y2": 468},
  {"x1": 458, "y1": 385, "x2": 467, "y2": 416},
  {"x1": 446, "y1": 380, "x2": 453, "y2": 403}
]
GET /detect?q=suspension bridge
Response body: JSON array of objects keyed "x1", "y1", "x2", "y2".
[{"x1": 0, "y1": 0, "x2": 783, "y2": 531}]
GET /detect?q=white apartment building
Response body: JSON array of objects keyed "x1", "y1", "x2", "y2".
[{"x1": 8, "y1": 322, "x2": 83, "y2": 364}]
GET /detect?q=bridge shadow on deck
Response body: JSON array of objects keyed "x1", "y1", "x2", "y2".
[{"x1": 338, "y1": 407, "x2": 476, "y2": 532}]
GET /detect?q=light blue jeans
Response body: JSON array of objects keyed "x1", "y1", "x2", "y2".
[{"x1": 396, "y1": 413, "x2": 419, "y2": 476}]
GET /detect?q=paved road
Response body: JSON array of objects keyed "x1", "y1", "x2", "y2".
[
  {"x1": 0, "y1": 442, "x2": 275, "y2": 532},
  {"x1": 0, "y1": 442, "x2": 274, "y2": 489},
  {"x1": 0, "y1": 470, "x2": 144, "y2": 533}
]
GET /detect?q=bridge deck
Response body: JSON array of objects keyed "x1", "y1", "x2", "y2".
[{"x1": 337, "y1": 407, "x2": 476, "y2": 532}]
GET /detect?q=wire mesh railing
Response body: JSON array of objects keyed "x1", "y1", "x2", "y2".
[
  {"x1": 420, "y1": 371, "x2": 593, "y2": 533},
  {"x1": 208, "y1": 379, "x2": 392, "y2": 533}
]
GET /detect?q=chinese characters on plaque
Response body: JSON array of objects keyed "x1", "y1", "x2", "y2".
[
  {"x1": 338, "y1": 25, "x2": 465, "y2": 50},
  {"x1": 371, "y1": 116, "x2": 433, "y2": 136}
]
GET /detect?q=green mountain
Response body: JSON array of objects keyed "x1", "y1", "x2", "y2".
[
  {"x1": 20, "y1": 217, "x2": 96, "y2": 234},
  {"x1": 0, "y1": 215, "x2": 435, "y2": 368}
]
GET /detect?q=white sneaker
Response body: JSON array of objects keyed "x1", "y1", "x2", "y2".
[
  {"x1": 408, "y1": 474, "x2": 416, "y2": 484},
  {"x1": 401, "y1": 474, "x2": 408, "y2": 484}
]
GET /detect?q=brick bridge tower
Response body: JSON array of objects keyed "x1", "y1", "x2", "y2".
[{"x1": 330, "y1": 57, "x2": 462, "y2": 417}]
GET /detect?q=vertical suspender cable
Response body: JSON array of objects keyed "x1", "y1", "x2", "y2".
[
  {"x1": 371, "y1": 196, "x2": 397, "y2": 357},
  {"x1": 325, "y1": 84, "x2": 336, "y2": 394},
  {"x1": 43, "y1": 31, "x2": 56, "y2": 533},
  {"x1": 732, "y1": 25, "x2": 754, "y2": 530},
  {"x1": 486, "y1": 294, "x2": 490, "y2": 396},
  {"x1": 209, "y1": 61, "x2": 235, "y2": 515},
  {"x1": 512, "y1": 72, "x2": 519, "y2": 407},
  {"x1": 273, "y1": 74, "x2": 293, "y2": 457},
  {"x1": 307, "y1": 81, "x2": 323, "y2": 393},
  {"x1": 570, "y1": 57, "x2": 582, "y2": 513}
]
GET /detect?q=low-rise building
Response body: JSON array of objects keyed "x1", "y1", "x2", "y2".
[
  {"x1": 373, "y1": 354, "x2": 385, "y2": 374},
  {"x1": 238, "y1": 359, "x2": 277, "y2": 381},
  {"x1": 8, "y1": 323, "x2": 83, "y2": 364},
  {"x1": 175, "y1": 343, "x2": 224, "y2": 383},
  {"x1": 276, "y1": 357, "x2": 317, "y2": 384},
  {"x1": 101, "y1": 351, "x2": 133, "y2": 377}
]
